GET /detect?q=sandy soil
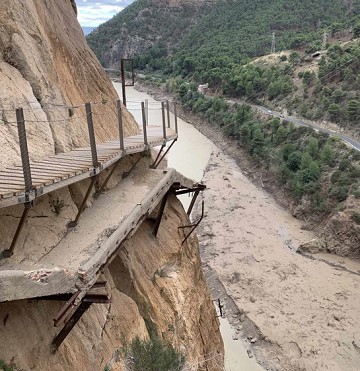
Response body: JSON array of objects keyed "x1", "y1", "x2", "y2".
[{"x1": 195, "y1": 146, "x2": 360, "y2": 371}]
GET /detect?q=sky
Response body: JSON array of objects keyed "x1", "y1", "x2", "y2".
[{"x1": 76, "y1": 0, "x2": 135, "y2": 27}]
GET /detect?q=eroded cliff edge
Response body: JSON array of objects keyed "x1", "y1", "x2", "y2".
[{"x1": 0, "y1": 193, "x2": 223, "y2": 370}]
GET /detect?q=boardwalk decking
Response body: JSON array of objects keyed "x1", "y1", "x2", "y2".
[{"x1": 0, "y1": 126, "x2": 177, "y2": 208}]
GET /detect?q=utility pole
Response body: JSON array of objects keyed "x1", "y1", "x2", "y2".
[{"x1": 271, "y1": 32, "x2": 276, "y2": 54}]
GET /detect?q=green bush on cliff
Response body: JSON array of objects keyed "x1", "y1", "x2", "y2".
[
  {"x1": 123, "y1": 326, "x2": 185, "y2": 371},
  {"x1": 0, "y1": 360, "x2": 16, "y2": 371}
]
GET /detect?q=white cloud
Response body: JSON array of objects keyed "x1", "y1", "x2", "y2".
[{"x1": 76, "y1": 0, "x2": 135, "y2": 27}]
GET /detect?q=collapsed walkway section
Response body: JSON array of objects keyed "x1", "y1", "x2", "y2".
[{"x1": 0, "y1": 166, "x2": 201, "y2": 303}]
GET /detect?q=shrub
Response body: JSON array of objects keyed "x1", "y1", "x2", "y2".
[
  {"x1": 125, "y1": 336, "x2": 185, "y2": 371},
  {"x1": 0, "y1": 360, "x2": 15, "y2": 371}
]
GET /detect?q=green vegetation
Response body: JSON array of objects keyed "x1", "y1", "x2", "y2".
[
  {"x1": 168, "y1": 79, "x2": 360, "y2": 215},
  {"x1": 87, "y1": 0, "x2": 213, "y2": 67},
  {"x1": 122, "y1": 333, "x2": 185, "y2": 371},
  {"x1": 0, "y1": 360, "x2": 16, "y2": 371},
  {"x1": 286, "y1": 42, "x2": 360, "y2": 125}
]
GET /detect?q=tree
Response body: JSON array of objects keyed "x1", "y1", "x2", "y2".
[
  {"x1": 347, "y1": 100, "x2": 360, "y2": 122},
  {"x1": 306, "y1": 137, "x2": 319, "y2": 159},
  {"x1": 287, "y1": 151, "x2": 302, "y2": 171},
  {"x1": 320, "y1": 143, "x2": 335, "y2": 166},
  {"x1": 328, "y1": 103, "x2": 342, "y2": 122}
]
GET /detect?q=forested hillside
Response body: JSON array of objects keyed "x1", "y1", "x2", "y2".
[{"x1": 86, "y1": 0, "x2": 217, "y2": 68}]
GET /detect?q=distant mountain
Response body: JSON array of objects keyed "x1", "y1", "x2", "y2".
[
  {"x1": 82, "y1": 26, "x2": 95, "y2": 36},
  {"x1": 86, "y1": 0, "x2": 218, "y2": 68},
  {"x1": 87, "y1": 0, "x2": 358, "y2": 71}
]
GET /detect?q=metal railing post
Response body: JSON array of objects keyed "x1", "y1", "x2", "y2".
[
  {"x1": 16, "y1": 108, "x2": 32, "y2": 199},
  {"x1": 116, "y1": 100, "x2": 125, "y2": 151},
  {"x1": 166, "y1": 100, "x2": 171, "y2": 128},
  {"x1": 145, "y1": 99, "x2": 149, "y2": 126},
  {"x1": 120, "y1": 59, "x2": 127, "y2": 107},
  {"x1": 141, "y1": 102, "x2": 148, "y2": 147},
  {"x1": 161, "y1": 102, "x2": 167, "y2": 141},
  {"x1": 85, "y1": 102, "x2": 99, "y2": 170},
  {"x1": 174, "y1": 102, "x2": 178, "y2": 134}
]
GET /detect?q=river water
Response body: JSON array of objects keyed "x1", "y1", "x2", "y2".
[{"x1": 113, "y1": 82, "x2": 264, "y2": 371}]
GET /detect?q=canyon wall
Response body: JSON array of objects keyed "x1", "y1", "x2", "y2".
[{"x1": 0, "y1": 1, "x2": 223, "y2": 369}]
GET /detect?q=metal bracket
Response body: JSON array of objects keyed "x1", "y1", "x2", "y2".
[
  {"x1": 35, "y1": 188, "x2": 44, "y2": 197},
  {"x1": 178, "y1": 200, "x2": 205, "y2": 245},
  {"x1": 17, "y1": 192, "x2": 35, "y2": 204},
  {"x1": 0, "y1": 202, "x2": 32, "y2": 259},
  {"x1": 151, "y1": 139, "x2": 177, "y2": 169}
]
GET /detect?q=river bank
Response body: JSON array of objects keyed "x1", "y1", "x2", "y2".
[{"x1": 131, "y1": 82, "x2": 360, "y2": 370}]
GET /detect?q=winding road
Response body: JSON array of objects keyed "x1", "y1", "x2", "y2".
[
  {"x1": 253, "y1": 103, "x2": 360, "y2": 151},
  {"x1": 223, "y1": 95, "x2": 360, "y2": 151}
]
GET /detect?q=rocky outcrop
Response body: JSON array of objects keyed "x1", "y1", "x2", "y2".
[
  {"x1": 0, "y1": 195, "x2": 223, "y2": 370},
  {"x1": 0, "y1": 0, "x2": 138, "y2": 170}
]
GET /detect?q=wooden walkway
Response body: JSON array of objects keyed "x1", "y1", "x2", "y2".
[{"x1": 0, "y1": 126, "x2": 177, "y2": 208}]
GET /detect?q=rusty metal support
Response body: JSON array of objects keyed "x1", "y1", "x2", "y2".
[
  {"x1": 166, "y1": 100, "x2": 171, "y2": 129},
  {"x1": 178, "y1": 200, "x2": 205, "y2": 245},
  {"x1": 117, "y1": 100, "x2": 125, "y2": 152},
  {"x1": 151, "y1": 139, "x2": 177, "y2": 169},
  {"x1": 0, "y1": 203, "x2": 31, "y2": 259},
  {"x1": 95, "y1": 160, "x2": 121, "y2": 197},
  {"x1": 153, "y1": 191, "x2": 170, "y2": 237},
  {"x1": 150, "y1": 144, "x2": 166, "y2": 169},
  {"x1": 51, "y1": 301, "x2": 92, "y2": 353},
  {"x1": 187, "y1": 190, "x2": 200, "y2": 216},
  {"x1": 53, "y1": 291, "x2": 81, "y2": 327},
  {"x1": 174, "y1": 184, "x2": 206, "y2": 196},
  {"x1": 83, "y1": 294, "x2": 110, "y2": 304},
  {"x1": 68, "y1": 177, "x2": 96, "y2": 227},
  {"x1": 141, "y1": 102, "x2": 148, "y2": 147}
]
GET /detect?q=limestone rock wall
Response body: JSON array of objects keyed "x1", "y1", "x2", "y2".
[
  {"x1": 0, "y1": 0, "x2": 138, "y2": 170},
  {"x1": 0, "y1": 195, "x2": 224, "y2": 370}
]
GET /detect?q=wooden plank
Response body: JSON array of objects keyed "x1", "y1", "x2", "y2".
[
  {"x1": 12, "y1": 166, "x2": 74, "y2": 178},
  {"x1": 33, "y1": 161, "x2": 91, "y2": 172},
  {"x1": 0, "y1": 170, "x2": 59, "y2": 183}
]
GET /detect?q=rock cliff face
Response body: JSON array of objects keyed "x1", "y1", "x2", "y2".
[
  {"x1": 0, "y1": 1, "x2": 223, "y2": 369},
  {"x1": 0, "y1": 194, "x2": 223, "y2": 370},
  {"x1": 0, "y1": 0, "x2": 138, "y2": 169}
]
